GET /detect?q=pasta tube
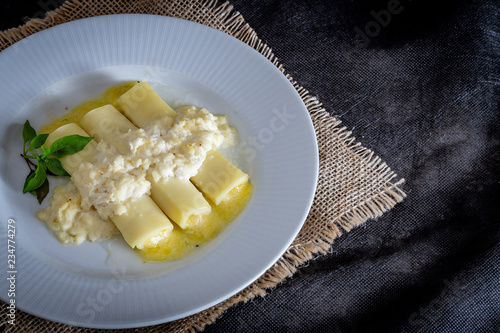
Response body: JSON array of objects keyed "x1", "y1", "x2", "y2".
[
  {"x1": 116, "y1": 81, "x2": 177, "y2": 127},
  {"x1": 191, "y1": 150, "x2": 249, "y2": 205}
]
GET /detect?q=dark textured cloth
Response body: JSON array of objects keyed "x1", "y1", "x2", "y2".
[{"x1": 1, "y1": 0, "x2": 499, "y2": 332}]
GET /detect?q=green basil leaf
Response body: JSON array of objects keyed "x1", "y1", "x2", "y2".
[
  {"x1": 22, "y1": 120, "x2": 37, "y2": 146},
  {"x1": 25, "y1": 169, "x2": 35, "y2": 185},
  {"x1": 49, "y1": 135, "x2": 93, "y2": 158},
  {"x1": 34, "y1": 178, "x2": 50, "y2": 204},
  {"x1": 41, "y1": 146, "x2": 51, "y2": 159},
  {"x1": 46, "y1": 158, "x2": 70, "y2": 176},
  {"x1": 23, "y1": 164, "x2": 47, "y2": 193},
  {"x1": 30, "y1": 133, "x2": 49, "y2": 149}
]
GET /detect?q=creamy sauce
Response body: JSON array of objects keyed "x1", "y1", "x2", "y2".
[
  {"x1": 37, "y1": 182, "x2": 118, "y2": 244},
  {"x1": 38, "y1": 82, "x2": 252, "y2": 261}
]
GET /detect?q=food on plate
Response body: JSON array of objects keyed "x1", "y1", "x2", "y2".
[
  {"x1": 24, "y1": 81, "x2": 252, "y2": 261},
  {"x1": 39, "y1": 122, "x2": 174, "y2": 249},
  {"x1": 20, "y1": 120, "x2": 93, "y2": 203},
  {"x1": 117, "y1": 82, "x2": 250, "y2": 206},
  {"x1": 80, "y1": 104, "x2": 211, "y2": 229}
]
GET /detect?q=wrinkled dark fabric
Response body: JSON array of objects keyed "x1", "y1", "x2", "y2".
[{"x1": 1, "y1": 0, "x2": 499, "y2": 332}]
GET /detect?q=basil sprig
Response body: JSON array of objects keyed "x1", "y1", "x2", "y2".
[{"x1": 21, "y1": 120, "x2": 93, "y2": 203}]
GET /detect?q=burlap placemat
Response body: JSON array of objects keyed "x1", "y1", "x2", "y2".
[{"x1": 0, "y1": 0, "x2": 406, "y2": 332}]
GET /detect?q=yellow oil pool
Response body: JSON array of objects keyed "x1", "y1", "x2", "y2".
[
  {"x1": 138, "y1": 182, "x2": 252, "y2": 261},
  {"x1": 40, "y1": 81, "x2": 137, "y2": 134}
]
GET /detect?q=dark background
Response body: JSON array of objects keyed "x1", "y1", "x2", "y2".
[{"x1": 1, "y1": 0, "x2": 499, "y2": 332}]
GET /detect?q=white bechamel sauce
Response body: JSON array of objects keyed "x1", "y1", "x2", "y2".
[
  {"x1": 124, "y1": 105, "x2": 237, "y2": 183},
  {"x1": 37, "y1": 182, "x2": 118, "y2": 245}
]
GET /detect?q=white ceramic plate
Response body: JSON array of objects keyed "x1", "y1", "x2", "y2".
[{"x1": 0, "y1": 15, "x2": 318, "y2": 328}]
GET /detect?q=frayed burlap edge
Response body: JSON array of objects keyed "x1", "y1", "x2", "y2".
[{"x1": 1, "y1": 1, "x2": 406, "y2": 332}]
